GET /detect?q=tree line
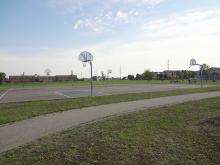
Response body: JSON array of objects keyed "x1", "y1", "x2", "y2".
[
  {"x1": 0, "y1": 64, "x2": 218, "y2": 84},
  {"x1": 125, "y1": 65, "x2": 216, "y2": 81}
]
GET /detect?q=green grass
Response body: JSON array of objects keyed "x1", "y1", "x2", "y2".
[
  {"x1": 1, "y1": 79, "x2": 220, "y2": 90},
  {"x1": 1, "y1": 86, "x2": 220, "y2": 125},
  {"x1": 0, "y1": 97, "x2": 219, "y2": 164},
  {"x1": 0, "y1": 80, "x2": 171, "y2": 90},
  {"x1": 0, "y1": 89, "x2": 5, "y2": 93}
]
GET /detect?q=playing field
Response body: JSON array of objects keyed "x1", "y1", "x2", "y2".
[{"x1": 0, "y1": 84, "x2": 214, "y2": 103}]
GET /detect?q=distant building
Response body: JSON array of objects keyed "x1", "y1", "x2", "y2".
[
  {"x1": 38, "y1": 76, "x2": 56, "y2": 82},
  {"x1": 163, "y1": 70, "x2": 179, "y2": 79},
  {"x1": 55, "y1": 75, "x2": 70, "y2": 82},
  {"x1": 157, "y1": 70, "x2": 178, "y2": 80},
  {"x1": 9, "y1": 74, "x2": 78, "y2": 83},
  {"x1": 9, "y1": 75, "x2": 36, "y2": 83},
  {"x1": 211, "y1": 67, "x2": 220, "y2": 81},
  {"x1": 195, "y1": 67, "x2": 220, "y2": 81}
]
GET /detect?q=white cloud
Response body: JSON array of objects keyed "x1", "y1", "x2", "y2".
[
  {"x1": 74, "y1": 18, "x2": 105, "y2": 32},
  {"x1": 72, "y1": 9, "x2": 220, "y2": 75},
  {"x1": 50, "y1": 0, "x2": 165, "y2": 32},
  {"x1": 73, "y1": 10, "x2": 139, "y2": 32},
  {"x1": 117, "y1": 0, "x2": 166, "y2": 6},
  {"x1": 116, "y1": 10, "x2": 128, "y2": 22},
  {"x1": 50, "y1": 0, "x2": 165, "y2": 10},
  {"x1": 143, "y1": 9, "x2": 220, "y2": 38},
  {"x1": 2, "y1": 8, "x2": 220, "y2": 77}
]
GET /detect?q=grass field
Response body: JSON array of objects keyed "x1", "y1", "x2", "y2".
[
  {"x1": 0, "y1": 80, "x2": 170, "y2": 90},
  {"x1": 1, "y1": 86, "x2": 220, "y2": 125},
  {"x1": 0, "y1": 97, "x2": 219, "y2": 164},
  {"x1": 1, "y1": 79, "x2": 220, "y2": 90}
]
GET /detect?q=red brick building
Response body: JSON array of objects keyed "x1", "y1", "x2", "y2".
[
  {"x1": 9, "y1": 75, "x2": 77, "y2": 83},
  {"x1": 9, "y1": 75, "x2": 37, "y2": 83}
]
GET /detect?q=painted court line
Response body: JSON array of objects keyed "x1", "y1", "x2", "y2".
[
  {"x1": 0, "y1": 90, "x2": 9, "y2": 101},
  {"x1": 55, "y1": 91, "x2": 71, "y2": 98}
]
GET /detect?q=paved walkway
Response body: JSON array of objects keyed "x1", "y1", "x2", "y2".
[{"x1": 1, "y1": 91, "x2": 220, "y2": 153}]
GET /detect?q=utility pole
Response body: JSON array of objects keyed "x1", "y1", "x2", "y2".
[
  {"x1": 22, "y1": 72, "x2": 25, "y2": 88},
  {"x1": 167, "y1": 60, "x2": 170, "y2": 71},
  {"x1": 120, "y1": 64, "x2": 122, "y2": 80}
]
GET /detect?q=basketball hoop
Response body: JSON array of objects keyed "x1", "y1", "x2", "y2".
[
  {"x1": 189, "y1": 58, "x2": 203, "y2": 88},
  {"x1": 78, "y1": 51, "x2": 94, "y2": 96},
  {"x1": 79, "y1": 51, "x2": 93, "y2": 63}
]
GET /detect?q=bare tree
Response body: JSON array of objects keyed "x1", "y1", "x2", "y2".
[
  {"x1": 107, "y1": 69, "x2": 112, "y2": 80},
  {"x1": 45, "y1": 68, "x2": 52, "y2": 76},
  {"x1": 101, "y1": 71, "x2": 106, "y2": 80},
  {"x1": 44, "y1": 68, "x2": 52, "y2": 82}
]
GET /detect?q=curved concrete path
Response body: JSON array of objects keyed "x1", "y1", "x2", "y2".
[{"x1": 1, "y1": 91, "x2": 220, "y2": 153}]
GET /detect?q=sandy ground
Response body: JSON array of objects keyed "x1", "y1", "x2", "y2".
[{"x1": 1, "y1": 91, "x2": 220, "y2": 153}]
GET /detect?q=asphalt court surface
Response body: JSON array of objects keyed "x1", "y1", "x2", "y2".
[{"x1": 0, "y1": 84, "x2": 214, "y2": 103}]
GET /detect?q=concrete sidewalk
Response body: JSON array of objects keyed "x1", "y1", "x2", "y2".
[{"x1": 1, "y1": 91, "x2": 220, "y2": 153}]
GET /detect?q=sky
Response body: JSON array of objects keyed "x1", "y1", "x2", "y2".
[{"x1": 1, "y1": 0, "x2": 220, "y2": 78}]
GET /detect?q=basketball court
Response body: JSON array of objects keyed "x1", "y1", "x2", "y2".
[{"x1": 0, "y1": 84, "x2": 214, "y2": 103}]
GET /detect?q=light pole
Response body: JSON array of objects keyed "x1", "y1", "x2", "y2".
[
  {"x1": 189, "y1": 58, "x2": 203, "y2": 88},
  {"x1": 89, "y1": 61, "x2": 93, "y2": 96},
  {"x1": 79, "y1": 51, "x2": 94, "y2": 97},
  {"x1": 22, "y1": 72, "x2": 25, "y2": 88}
]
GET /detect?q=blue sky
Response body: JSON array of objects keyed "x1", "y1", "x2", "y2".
[{"x1": 1, "y1": 0, "x2": 220, "y2": 77}]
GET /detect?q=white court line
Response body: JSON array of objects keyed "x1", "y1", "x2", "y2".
[
  {"x1": 97, "y1": 91, "x2": 111, "y2": 95},
  {"x1": 0, "y1": 90, "x2": 9, "y2": 100},
  {"x1": 55, "y1": 91, "x2": 71, "y2": 98}
]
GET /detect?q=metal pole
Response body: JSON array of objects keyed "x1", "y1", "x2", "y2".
[
  {"x1": 90, "y1": 61, "x2": 93, "y2": 96},
  {"x1": 120, "y1": 64, "x2": 122, "y2": 80},
  {"x1": 200, "y1": 65, "x2": 203, "y2": 88},
  {"x1": 22, "y1": 72, "x2": 25, "y2": 88}
]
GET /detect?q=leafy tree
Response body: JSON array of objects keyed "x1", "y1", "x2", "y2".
[
  {"x1": 176, "y1": 71, "x2": 184, "y2": 80},
  {"x1": 182, "y1": 70, "x2": 188, "y2": 79},
  {"x1": 0, "y1": 72, "x2": 6, "y2": 84},
  {"x1": 128, "y1": 75, "x2": 135, "y2": 80},
  {"x1": 72, "y1": 75, "x2": 78, "y2": 81},
  {"x1": 142, "y1": 70, "x2": 153, "y2": 80},
  {"x1": 93, "y1": 76, "x2": 97, "y2": 81},
  {"x1": 201, "y1": 64, "x2": 210, "y2": 70},
  {"x1": 187, "y1": 71, "x2": 196, "y2": 79},
  {"x1": 135, "y1": 74, "x2": 143, "y2": 80},
  {"x1": 201, "y1": 64, "x2": 211, "y2": 81}
]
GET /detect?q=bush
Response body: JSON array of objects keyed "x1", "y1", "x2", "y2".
[{"x1": 0, "y1": 72, "x2": 6, "y2": 84}]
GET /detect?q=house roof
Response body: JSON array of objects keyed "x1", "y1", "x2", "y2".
[
  {"x1": 9, "y1": 75, "x2": 35, "y2": 77},
  {"x1": 55, "y1": 75, "x2": 72, "y2": 78},
  {"x1": 163, "y1": 70, "x2": 185, "y2": 73}
]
